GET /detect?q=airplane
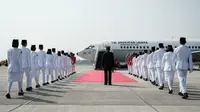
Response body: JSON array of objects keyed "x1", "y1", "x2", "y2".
[{"x1": 77, "y1": 39, "x2": 200, "y2": 69}]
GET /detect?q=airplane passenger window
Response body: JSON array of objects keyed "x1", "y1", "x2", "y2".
[
  {"x1": 127, "y1": 46, "x2": 129, "y2": 49},
  {"x1": 124, "y1": 46, "x2": 126, "y2": 49},
  {"x1": 143, "y1": 46, "x2": 145, "y2": 49},
  {"x1": 140, "y1": 46, "x2": 142, "y2": 49},
  {"x1": 188, "y1": 46, "x2": 191, "y2": 48},
  {"x1": 130, "y1": 46, "x2": 132, "y2": 48},
  {"x1": 175, "y1": 46, "x2": 177, "y2": 48},
  {"x1": 192, "y1": 46, "x2": 194, "y2": 49},
  {"x1": 136, "y1": 46, "x2": 138, "y2": 49},
  {"x1": 198, "y1": 46, "x2": 200, "y2": 49},
  {"x1": 133, "y1": 46, "x2": 135, "y2": 48},
  {"x1": 147, "y1": 46, "x2": 149, "y2": 49},
  {"x1": 195, "y1": 46, "x2": 197, "y2": 49},
  {"x1": 121, "y1": 46, "x2": 123, "y2": 49}
]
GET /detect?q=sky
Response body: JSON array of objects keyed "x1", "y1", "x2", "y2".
[{"x1": 0, "y1": 0, "x2": 200, "y2": 60}]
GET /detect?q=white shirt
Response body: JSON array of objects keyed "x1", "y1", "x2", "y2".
[
  {"x1": 52, "y1": 53, "x2": 58, "y2": 68},
  {"x1": 38, "y1": 50, "x2": 46, "y2": 68},
  {"x1": 46, "y1": 54, "x2": 54, "y2": 68},
  {"x1": 153, "y1": 48, "x2": 165, "y2": 68},
  {"x1": 173, "y1": 45, "x2": 193, "y2": 71},
  {"x1": 141, "y1": 53, "x2": 148, "y2": 67},
  {"x1": 30, "y1": 51, "x2": 38, "y2": 69},
  {"x1": 148, "y1": 52, "x2": 155, "y2": 69},
  {"x1": 56, "y1": 56, "x2": 62, "y2": 68},
  {"x1": 7, "y1": 48, "x2": 22, "y2": 72},
  {"x1": 161, "y1": 52, "x2": 175, "y2": 71},
  {"x1": 21, "y1": 47, "x2": 31, "y2": 69}
]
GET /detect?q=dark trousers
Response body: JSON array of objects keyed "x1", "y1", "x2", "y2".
[{"x1": 104, "y1": 69, "x2": 112, "y2": 85}]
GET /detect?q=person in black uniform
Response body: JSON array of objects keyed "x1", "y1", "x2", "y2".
[{"x1": 102, "y1": 46, "x2": 114, "y2": 85}]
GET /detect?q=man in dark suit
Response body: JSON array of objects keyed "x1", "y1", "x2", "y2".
[{"x1": 102, "y1": 46, "x2": 114, "y2": 85}]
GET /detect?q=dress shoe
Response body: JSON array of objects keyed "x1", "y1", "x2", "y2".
[
  {"x1": 26, "y1": 87, "x2": 32, "y2": 91},
  {"x1": 159, "y1": 86, "x2": 163, "y2": 90},
  {"x1": 46, "y1": 82, "x2": 49, "y2": 85},
  {"x1": 168, "y1": 89, "x2": 173, "y2": 94},
  {"x1": 18, "y1": 92, "x2": 24, "y2": 96},
  {"x1": 182, "y1": 93, "x2": 188, "y2": 99},
  {"x1": 6, "y1": 93, "x2": 11, "y2": 99},
  {"x1": 51, "y1": 81, "x2": 54, "y2": 83},
  {"x1": 43, "y1": 83, "x2": 46, "y2": 86},
  {"x1": 36, "y1": 84, "x2": 40, "y2": 88},
  {"x1": 178, "y1": 92, "x2": 183, "y2": 96}
]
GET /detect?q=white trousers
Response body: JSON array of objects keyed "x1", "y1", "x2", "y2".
[
  {"x1": 135, "y1": 66, "x2": 139, "y2": 76},
  {"x1": 46, "y1": 68, "x2": 53, "y2": 82},
  {"x1": 150, "y1": 68, "x2": 155, "y2": 82},
  {"x1": 53, "y1": 68, "x2": 58, "y2": 80},
  {"x1": 164, "y1": 71, "x2": 174, "y2": 90},
  {"x1": 177, "y1": 69, "x2": 188, "y2": 93},
  {"x1": 38, "y1": 68, "x2": 45, "y2": 84},
  {"x1": 147, "y1": 68, "x2": 151, "y2": 80},
  {"x1": 22, "y1": 68, "x2": 31, "y2": 88},
  {"x1": 30, "y1": 69, "x2": 39, "y2": 86},
  {"x1": 7, "y1": 81, "x2": 22, "y2": 94},
  {"x1": 142, "y1": 66, "x2": 148, "y2": 79},
  {"x1": 156, "y1": 68, "x2": 165, "y2": 87}
]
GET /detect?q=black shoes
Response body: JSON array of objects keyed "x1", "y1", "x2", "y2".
[
  {"x1": 169, "y1": 89, "x2": 173, "y2": 94},
  {"x1": 159, "y1": 85, "x2": 164, "y2": 90},
  {"x1": 36, "y1": 84, "x2": 40, "y2": 88},
  {"x1": 26, "y1": 87, "x2": 32, "y2": 91},
  {"x1": 6, "y1": 93, "x2": 11, "y2": 99},
  {"x1": 182, "y1": 93, "x2": 188, "y2": 99},
  {"x1": 178, "y1": 92, "x2": 184, "y2": 96}
]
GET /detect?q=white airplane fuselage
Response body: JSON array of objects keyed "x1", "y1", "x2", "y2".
[{"x1": 77, "y1": 40, "x2": 200, "y2": 65}]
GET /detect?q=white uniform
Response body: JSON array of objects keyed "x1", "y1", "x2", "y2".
[
  {"x1": 56, "y1": 56, "x2": 63, "y2": 78},
  {"x1": 149, "y1": 52, "x2": 156, "y2": 82},
  {"x1": 30, "y1": 51, "x2": 39, "y2": 86},
  {"x1": 21, "y1": 47, "x2": 31, "y2": 89},
  {"x1": 46, "y1": 54, "x2": 54, "y2": 82},
  {"x1": 66, "y1": 56, "x2": 71, "y2": 76},
  {"x1": 38, "y1": 50, "x2": 46, "y2": 84},
  {"x1": 141, "y1": 53, "x2": 148, "y2": 79},
  {"x1": 7, "y1": 48, "x2": 23, "y2": 93},
  {"x1": 135, "y1": 57, "x2": 139, "y2": 76},
  {"x1": 153, "y1": 48, "x2": 165, "y2": 87},
  {"x1": 173, "y1": 45, "x2": 193, "y2": 93},
  {"x1": 146, "y1": 54, "x2": 151, "y2": 81},
  {"x1": 52, "y1": 53, "x2": 58, "y2": 80},
  {"x1": 161, "y1": 51, "x2": 176, "y2": 90},
  {"x1": 61, "y1": 54, "x2": 66, "y2": 77}
]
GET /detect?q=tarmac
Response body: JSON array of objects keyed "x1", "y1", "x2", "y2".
[{"x1": 0, "y1": 65, "x2": 200, "y2": 112}]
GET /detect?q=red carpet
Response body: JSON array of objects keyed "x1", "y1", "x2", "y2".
[{"x1": 72, "y1": 70, "x2": 137, "y2": 82}]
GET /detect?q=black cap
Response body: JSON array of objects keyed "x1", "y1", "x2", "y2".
[
  {"x1": 106, "y1": 46, "x2": 110, "y2": 51},
  {"x1": 151, "y1": 46, "x2": 155, "y2": 51},
  {"x1": 21, "y1": 40, "x2": 27, "y2": 46},
  {"x1": 52, "y1": 48, "x2": 56, "y2": 52},
  {"x1": 39, "y1": 44, "x2": 43, "y2": 50},
  {"x1": 12, "y1": 39, "x2": 19, "y2": 48},
  {"x1": 166, "y1": 45, "x2": 173, "y2": 52},
  {"x1": 180, "y1": 37, "x2": 186, "y2": 44},
  {"x1": 159, "y1": 43, "x2": 164, "y2": 48},
  {"x1": 31, "y1": 45, "x2": 36, "y2": 51},
  {"x1": 47, "y1": 49, "x2": 52, "y2": 54}
]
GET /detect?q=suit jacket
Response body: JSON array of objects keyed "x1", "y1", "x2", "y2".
[
  {"x1": 102, "y1": 51, "x2": 114, "y2": 70},
  {"x1": 173, "y1": 45, "x2": 193, "y2": 70},
  {"x1": 161, "y1": 52, "x2": 176, "y2": 71},
  {"x1": 153, "y1": 48, "x2": 165, "y2": 68}
]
